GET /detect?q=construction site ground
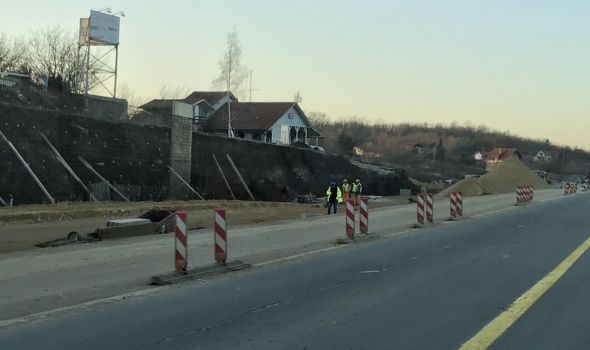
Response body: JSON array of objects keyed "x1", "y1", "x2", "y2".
[
  {"x1": 0, "y1": 189, "x2": 567, "y2": 324},
  {"x1": 0, "y1": 197, "x2": 409, "y2": 254}
]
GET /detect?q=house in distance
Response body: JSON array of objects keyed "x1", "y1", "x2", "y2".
[{"x1": 140, "y1": 91, "x2": 323, "y2": 147}]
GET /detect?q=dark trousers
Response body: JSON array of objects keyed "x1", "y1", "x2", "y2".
[{"x1": 327, "y1": 200, "x2": 338, "y2": 214}]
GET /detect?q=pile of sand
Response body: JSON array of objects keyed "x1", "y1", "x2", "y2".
[
  {"x1": 438, "y1": 177, "x2": 484, "y2": 197},
  {"x1": 438, "y1": 157, "x2": 551, "y2": 197}
]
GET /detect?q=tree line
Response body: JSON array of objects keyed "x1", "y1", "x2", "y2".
[
  {"x1": 309, "y1": 113, "x2": 590, "y2": 178},
  {"x1": 0, "y1": 27, "x2": 98, "y2": 93}
]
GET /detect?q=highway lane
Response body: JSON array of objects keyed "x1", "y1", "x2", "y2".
[{"x1": 1, "y1": 193, "x2": 589, "y2": 349}]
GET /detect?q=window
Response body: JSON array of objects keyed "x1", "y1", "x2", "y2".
[
  {"x1": 193, "y1": 105, "x2": 200, "y2": 117},
  {"x1": 288, "y1": 112, "x2": 294, "y2": 119}
]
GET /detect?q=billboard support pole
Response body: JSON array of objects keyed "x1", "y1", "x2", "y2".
[
  {"x1": 85, "y1": 43, "x2": 90, "y2": 95},
  {"x1": 113, "y1": 45, "x2": 119, "y2": 98}
]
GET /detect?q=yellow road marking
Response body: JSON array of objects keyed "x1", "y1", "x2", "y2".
[{"x1": 459, "y1": 234, "x2": 590, "y2": 350}]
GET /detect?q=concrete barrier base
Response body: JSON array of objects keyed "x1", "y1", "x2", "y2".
[{"x1": 149, "y1": 260, "x2": 251, "y2": 286}]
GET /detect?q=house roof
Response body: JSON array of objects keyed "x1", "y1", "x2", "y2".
[
  {"x1": 140, "y1": 99, "x2": 176, "y2": 110},
  {"x1": 140, "y1": 91, "x2": 237, "y2": 110},
  {"x1": 183, "y1": 91, "x2": 236, "y2": 105},
  {"x1": 204, "y1": 102, "x2": 308, "y2": 131},
  {"x1": 485, "y1": 147, "x2": 521, "y2": 161}
]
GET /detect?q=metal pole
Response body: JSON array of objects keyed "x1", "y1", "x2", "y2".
[
  {"x1": 167, "y1": 165, "x2": 204, "y2": 200},
  {"x1": 40, "y1": 132, "x2": 98, "y2": 202},
  {"x1": 212, "y1": 154, "x2": 236, "y2": 200},
  {"x1": 226, "y1": 154, "x2": 255, "y2": 201},
  {"x1": 113, "y1": 45, "x2": 119, "y2": 98},
  {"x1": 0, "y1": 129, "x2": 55, "y2": 204},
  {"x1": 85, "y1": 44, "x2": 90, "y2": 95},
  {"x1": 78, "y1": 156, "x2": 130, "y2": 202}
]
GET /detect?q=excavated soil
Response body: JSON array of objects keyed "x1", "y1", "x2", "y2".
[{"x1": 439, "y1": 158, "x2": 550, "y2": 197}]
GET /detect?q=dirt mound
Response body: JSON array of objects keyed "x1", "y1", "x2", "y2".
[
  {"x1": 438, "y1": 157, "x2": 550, "y2": 197},
  {"x1": 478, "y1": 157, "x2": 551, "y2": 194},
  {"x1": 437, "y1": 177, "x2": 484, "y2": 197}
]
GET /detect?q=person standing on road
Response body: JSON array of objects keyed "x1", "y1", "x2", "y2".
[
  {"x1": 342, "y1": 179, "x2": 351, "y2": 204},
  {"x1": 352, "y1": 178, "x2": 363, "y2": 207},
  {"x1": 326, "y1": 181, "x2": 342, "y2": 215}
]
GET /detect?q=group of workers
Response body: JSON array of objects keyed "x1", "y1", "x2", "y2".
[{"x1": 325, "y1": 178, "x2": 363, "y2": 215}]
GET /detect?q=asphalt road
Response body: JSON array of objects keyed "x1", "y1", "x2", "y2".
[{"x1": 1, "y1": 193, "x2": 589, "y2": 349}]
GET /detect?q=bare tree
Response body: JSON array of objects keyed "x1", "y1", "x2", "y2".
[
  {"x1": 118, "y1": 82, "x2": 147, "y2": 107},
  {"x1": 158, "y1": 84, "x2": 191, "y2": 99},
  {"x1": 25, "y1": 27, "x2": 92, "y2": 92},
  {"x1": 212, "y1": 28, "x2": 248, "y2": 137},
  {"x1": 308, "y1": 112, "x2": 331, "y2": 131},
  {"x1": 0, "y1": 33, "x2": 28, "y2": 72}
]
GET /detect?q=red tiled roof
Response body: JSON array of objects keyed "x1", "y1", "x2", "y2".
[
  {"x1": 203, "y1": 102, "x2": 299, "y2": 131},
  {"x1": 485, "y1": 147, "x2": 520, "y2": 161}
]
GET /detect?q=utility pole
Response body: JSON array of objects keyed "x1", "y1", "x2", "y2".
[
  {"x1": 249, "y1": 70, "x2": 253, "y2": 102},
  {"x1": 294, "y1": 91, "x2": 302, "y2": 104}
]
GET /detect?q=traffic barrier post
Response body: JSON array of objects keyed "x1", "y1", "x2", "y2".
[
  {"x1": 417, "y1": 193, "x2": 425, "y2": 225},
  {"x1": 450, "y1": 192, "x2": 463, "y2": 219},
  {"x1": 214, "y1": 209, "x2": 227, "y2": 264},
  {"x1": 516, "y1": 185, "x2": 533, "y2": 204},
  {"x1": 426, "y1": 193, "x2": 434, "y2": 223},
  {"x1": 174, "y1": 212, "x2": 188, "y2": 273},
  {"x1": 360, "y1": 197, "x2": 369, "y2": 234},
  {"x1": 346, "y1": 199, "x2": 355, "y2": 239}
]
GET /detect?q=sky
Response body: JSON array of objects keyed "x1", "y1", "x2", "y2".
[{"x1": 2, "y1": 0, "x2": 590, "y2": 149}]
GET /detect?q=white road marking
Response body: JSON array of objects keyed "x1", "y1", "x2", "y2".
[{"x1": 0, "y1": 287, "x2": 165, "y2": 328}]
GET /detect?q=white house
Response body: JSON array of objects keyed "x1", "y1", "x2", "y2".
[
  {"x1": 533, "y1": 150, "x2": 552, "y2": 162},
  {"x1": 203, "y1": 102, "x2": 323, "y2": 145}
]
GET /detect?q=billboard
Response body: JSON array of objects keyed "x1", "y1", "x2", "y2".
[{"x1": 88, "y1": 10, "x2": 120, "y2": 45}]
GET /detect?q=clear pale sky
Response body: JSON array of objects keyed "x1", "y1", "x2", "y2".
[{"x1": 3, "y1": 1, "x2": 589, "y2": 149}]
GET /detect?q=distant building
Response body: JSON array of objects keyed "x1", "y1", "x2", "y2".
[
  {"x1": 532, "y1": 150, "x2": 552, "y2": 162},
  {"x1": 203, "y1": 102, "x2": 323, "y2": 146},
  {"x1": 485, "y1": 147, "x2": 522, "y2": 169},
  {"x1": 140, "y1": 91, "x2": 236, "y2": 126},
  {"x1": 473, "y1": 151, "x2": 484, "y2": 161}
]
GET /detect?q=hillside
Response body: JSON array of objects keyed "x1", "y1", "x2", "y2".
[{"x1": 309, "y1": 114, "x2": 590, "y2": 182}]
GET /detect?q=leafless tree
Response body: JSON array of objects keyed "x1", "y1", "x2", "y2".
[
  {"x1": 212, "y1": 28, "x2": 249, "y2": 137},
  {"x1": 25, "y1": 27, "x2": 93, "y2": 92},
  {"x1": 158, "y1": 84, "x2": 191, "y2": 99},
  {"x1": 0, "y1": 33, "x2": 27, "y2": 72},
  {"x1": 118, "y1": 82, "x2": 147, "y2": 107},
  {"x1": 308, "y1": 112, "x2": 331, "y2": 130}
]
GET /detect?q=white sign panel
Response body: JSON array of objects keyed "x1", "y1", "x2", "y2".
[
  {"x1": 89, "y1": 10, "x2": 120, "y2": 45},
  {"x1": 79, "y1": 18, "x2": 90, "y2": 45}
]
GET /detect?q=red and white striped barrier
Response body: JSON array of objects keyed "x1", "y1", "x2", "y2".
[
  {"x1": 564, "y1": 183, "x2": 577, "y2": 195},
  {"x1": 174, "y1": 212, "x2": 188, "y2": 273},
  {"x1": 516, "y1": 186, "x2": 534, "y2": 204},
  {"x1": 426, "y1": 193, "x2": 434, "y2": 223},
  {"x1": 346, "y1": 199, "x2": 355, "y2": 239},
  {"x1": 450, "y1": 192, "x2": 463, "y2": 219},
  {"x1": 214, "y1": 209, "x2": 227, "y2": 264},
  {"x1": 417, "y1": 193, "x2": 426, "y2": 225},
  {"x1": 359, "y1": 197, "x2": 369, "y2": 234}
]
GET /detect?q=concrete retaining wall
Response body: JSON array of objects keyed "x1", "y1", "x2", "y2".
[{"x1": 0, "y1": 104, "x2": 416, "y2": 204}]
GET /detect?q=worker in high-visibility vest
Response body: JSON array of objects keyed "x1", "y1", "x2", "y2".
[
  {"x1": 326, "y1": 181, "x2": 343, "y2": 215},
  {"x1": 352, "y1": 178, "x2": 363, "y2": 207},
  {"x1": 341, "y1": 179, "x2": 351, "y2": 203}
]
